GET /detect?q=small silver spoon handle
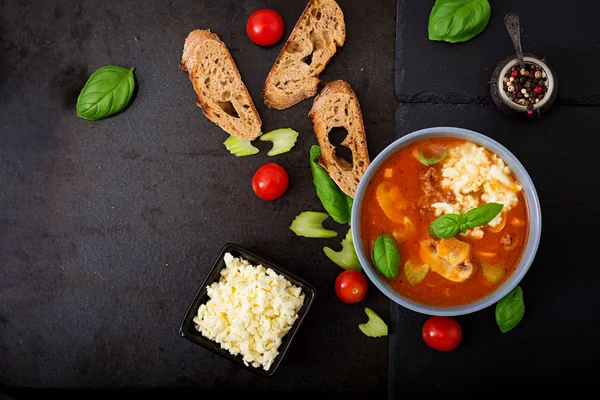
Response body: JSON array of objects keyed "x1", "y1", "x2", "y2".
[{"x1": 504, "y1": 13, "x2": 525, "y2": 69}]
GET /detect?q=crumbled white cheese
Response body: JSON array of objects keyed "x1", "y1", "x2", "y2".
[
  {"x1": 193, "y1": 252, "x2": 305, "y2": 371},
  {"x1": 437, "y1": 142, "x2": 522, "y2": 236}
]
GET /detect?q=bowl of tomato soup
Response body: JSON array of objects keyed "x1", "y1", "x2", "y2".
[{"x1": 351, "y1": 127, "x2": 541, "y2": 316}]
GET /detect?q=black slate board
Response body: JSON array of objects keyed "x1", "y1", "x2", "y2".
[
  {"x1": 390, "y1": 103, "x2": 600, "y2": 397},
  {"x1": 0, "y1": 0, "x2": 396, "y2": 395},
  {"x1": 396, "y1": 0, "x2": 600, "y2": 105}
]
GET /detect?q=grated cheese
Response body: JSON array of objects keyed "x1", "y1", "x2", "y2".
[
  {"x1": 193, "y1": 252, "x2": 305, "y2": 371},
  {"x1": 435, "y1": 142, "x2": 522, "y2": 237}
]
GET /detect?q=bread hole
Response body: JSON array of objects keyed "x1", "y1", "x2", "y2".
[
  {"x1": 302, "y1": 52, "x2": 313, "y2": 66},
  {"x1": 357, "y1": 160, "x2": 365, "y2": 168},
  {"x1": 310, "y1": 8, "x2": 322, "y2": 20},
  {"x1": 286, "y1": 41, "x2": 304, "y2": 54},
  {"x1": 344, "y1": 108, "x2": 349, "y2": 116},
  {"x1": 214, "y1": 58, "x2": 219, "y2": 64},
  {"x1": 204, "y1": 77, "x2": 210, "y2": 85},
  {"x1": 217, "y1": 101, "x2": 240, "y2": 118},
  {"x1": 309, "y1": 31, "x2": 324, "y2": 51},
  {"x1": 221, "y1": 91, "x2": 231, "y2": 101},
  {"x1": 328, "y1": 127, "x2": 353, "y2": 165},
  {"x1": 335, "y1": 145, "x2": 353, "y2": 167}
]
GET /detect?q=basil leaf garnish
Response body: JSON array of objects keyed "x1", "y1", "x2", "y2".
[
  {"x1": 495, "y1": 286, "x2": 525, "y2": 333},
  {"x1": 309, "y1": 145, "x2": 352, "y2": 224},
  {"x1": 428, "y1": 0, "x2": 492, "y2": 43},
  {"x1": 464, "y1": 203, "x2": 503, "y2": 227},
  {"x1": 76, "y1": 66, "x2": 135, "y2": 120},
  {"x1": 418, "y1": 151, "x2": 447, "y2": 166},
  {"x1": 372, "y1": 235, "x2": 400, "y2": 279},
  {"x1": 429, "y1": 203, "x2": 503, "y2": 238},
  {"x1": 429, "y1": 214, "x2": 463, "y2": 239}
]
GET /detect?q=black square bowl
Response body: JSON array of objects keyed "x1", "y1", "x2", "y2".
[{"x1": 179, "y1": 243, "x2": 316, "y2": 377}]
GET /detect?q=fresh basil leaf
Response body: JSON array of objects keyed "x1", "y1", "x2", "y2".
[
  {"x1": 310, "y1": 145, "x2": 351, "y2": 224},
  {"x1": 464, "y1": 203, "x2": 503, "y2": 228},
  {"x1": 429, "y1": 214, "x2": 462, "y2": 239},
  {"x1": 428, "y1": 0, "x2": 492, "y2": 43},
  {"x1": 372, "y1": 235, "x2": 400, "y2": 279},
  {"x1": 417, "y1": 151, "x2": 448, "y2": 166},
  {"x1": 76, "y1": 65, "x2": 135, "y2": 120},
  {"x1": 495, "y1": 286, "x2": 525, "y2": 333},
  {"x1": 323, "y1": 227, "x2": 362, "y2": 271},
  {"x1": 346, "y1": 195, "x2": 354, "y2": 221},
  {"x1": 358, "y1": 307, "x2": 388, "y2": 338}
]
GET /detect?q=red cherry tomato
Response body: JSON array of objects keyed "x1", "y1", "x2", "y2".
[
  {"x1": 246, "y1": 9, "x2": 285, "y2": 46},
  {"x1": 252, "y1": 163, "x2": 289, "y2": 200},
  {"x1": 335, "y1": 270, "x2": 368, "y2": 304},
  {"x1": 422, "y1": 316, "x2": 462, "y2": 351}
]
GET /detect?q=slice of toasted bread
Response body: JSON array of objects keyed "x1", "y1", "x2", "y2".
[
  {"x1": 180, "y1": 29, "x2": 262, "y2": 140},
  {"x1": 308, "y1": 80, "x2": 370, "y2": 198},
  {"x1": 263, "y1": 0, "x2": 345, "y2": 110}
]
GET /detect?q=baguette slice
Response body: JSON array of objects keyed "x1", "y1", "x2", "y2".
[
  {"x1": 308, "y1": 80, "x2": 370, "y2": 198},
  {"x1": 263, "y1": 0, "x2": 345, "y2": 110},
  {"x1": 180, "y1": 29, "x2": 262, "y2": 140}
]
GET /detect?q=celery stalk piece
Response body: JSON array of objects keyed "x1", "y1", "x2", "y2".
[
  {"x1": 359, "y1": 308, "x2": 388, "y2": 338},
  {"x1": 323, "y1": 227, "x2": 362, "y2": 270},
  {"x1": 223, "y1": 135, "x2": 259, "y2": 157},
  {"x1": 259, "y1": 128, "x2": 299, "y2": 156},
  {"x1": 289, "y1": 211, "x2": 337, "y2": 238}
]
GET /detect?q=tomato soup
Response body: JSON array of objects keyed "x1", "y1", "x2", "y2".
[{"x1": 359, "y1": 137, "x2": 529, "y2": 307}]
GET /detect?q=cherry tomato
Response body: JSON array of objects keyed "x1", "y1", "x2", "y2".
[
  {"x1": 335, "y1": 270, "x2": 368, "y2": 304},
  {"x1": 246, "y1": 9, "x2": 285, "y2": 46},
  {"x1": 422, "y1": 316, "x2": 462, "y2": 351},
  {"x1": 252, "y1": 163, "x2": 289, "y2": 200}
]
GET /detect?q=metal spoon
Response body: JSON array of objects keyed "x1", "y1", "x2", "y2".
[{"x1": 504, "y1": 13, "x2": 525, "y2": 69}]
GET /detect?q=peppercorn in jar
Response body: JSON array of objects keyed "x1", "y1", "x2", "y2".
[{"x1": 502, "y1": 62, "x2": 549, "y2": 111}]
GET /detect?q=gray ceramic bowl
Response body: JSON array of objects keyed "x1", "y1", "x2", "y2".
[{"x1": 351, "y1": 127, "x2": 542, "y2": 316}]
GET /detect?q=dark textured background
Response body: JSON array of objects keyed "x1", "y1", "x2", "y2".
[
  {"x1": 0, "y1": 0, "x2": 395, "y2": 397},
  {"x1": 396, "y1": 0, "x2": 600, "y2": 105},
  {"x1": 2, "y1": 0, "x2": 600, "y2": 398}
]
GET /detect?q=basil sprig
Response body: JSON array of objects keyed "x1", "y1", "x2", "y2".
[
  {"x1": 428, "y1": 0, "x2": 492, "y2": 43},
  {"x1": 418, "y1": 151, "x2": 447, "y2": 166},
  {"x1": 309, "y1": 145, "x2": 353, "y2": 224},
  {"x1": 372, "y1": 235, "x2": 400, "y2": 279},
  {"x1": 76, "y1": 65, "x2": 136, "y2": 120},
  {"x1": 495, "y1": 286, "x2": 525, "y2": 333},
  {"x1": 429, "y1": 203, "x2": 503, "y2": 239}
]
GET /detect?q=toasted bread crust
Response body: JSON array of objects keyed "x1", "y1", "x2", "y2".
[
  {"x1": 180, "y1": 29, "x2": 262, "y2": 140},
  {"x1": 308, "y1": 80, "x2": 370, "y2": 197},
  {"x1": 263, "y1": 0, "x2": 345, "y2": 110}
]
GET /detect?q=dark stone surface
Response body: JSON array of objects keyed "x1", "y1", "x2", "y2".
[
  {"x1": 390, "y1": 103, "x2": 600, "y2": 397},
  {"x1": 396, "y1": 0, "x2": 600, "y2": 105},
  {"x1": 0, "y1": 0, "x2": 396, "y2": 395}
]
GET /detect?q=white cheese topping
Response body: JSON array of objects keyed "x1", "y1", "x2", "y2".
[
  {"x1": 436, "y1": 142, "x2": 522, "y2": 237},
  {"x1": 193, "y1": 252, "x2": 305, "y2": 371}
]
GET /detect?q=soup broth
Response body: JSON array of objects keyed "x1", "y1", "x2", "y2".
[{"x1": 359, "y1": 137, "x2": 529, "y2": 307}]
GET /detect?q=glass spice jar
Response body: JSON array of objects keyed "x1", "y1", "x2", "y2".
[{"x1": 490, "y1": 53, "x2": 557, "y2": 119}]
